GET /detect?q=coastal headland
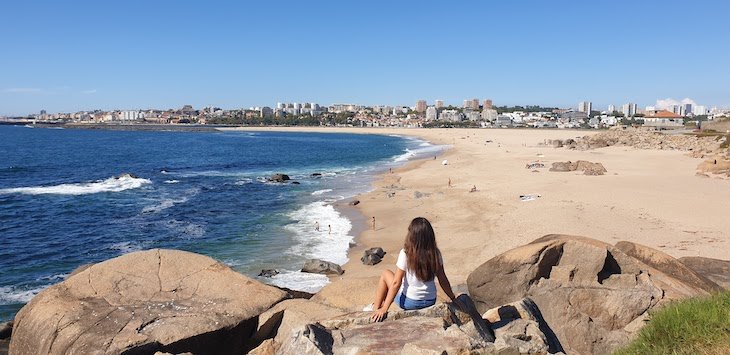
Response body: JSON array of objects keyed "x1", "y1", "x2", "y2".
[{"x1": 222, "y1": 126, "x2": 730, "y2": 303}]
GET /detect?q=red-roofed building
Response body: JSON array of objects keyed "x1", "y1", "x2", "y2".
[{"x1": 643, "y1": 110, "x2": 684, "y2": 128}]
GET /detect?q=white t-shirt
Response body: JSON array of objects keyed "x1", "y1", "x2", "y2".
[{"x1": 396, "y1": 249, "x2": 440, "y2": 300}]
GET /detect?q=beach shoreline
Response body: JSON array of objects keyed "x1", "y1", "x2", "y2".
[{"x1": 221, "y1": 126, "x2": 730, "y2": 304}]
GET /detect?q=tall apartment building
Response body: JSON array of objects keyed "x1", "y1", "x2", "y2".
[
  {"x1": 621, "y1": 103, "x2": 637, "y2": 117},
  {"x1": 425, "y1": 106, "x2": 438, "y2": 121},
  {"x1": 578, "y1": 101, "x2": 593, "y2": 114},
  {"x1": 483, "y1": 99, "x2": 493, "y2": 109},
  {"x1": 471, "y1": 98, "x2": 480, "y2": 110},
  {"x1": 607, "y1": 104, "x2": 616, "y2": 113},
  {"x1": 435, "y1": 100, "x2": 444, "y2": 109},
  {"x1": 463, "y1": 99, "x2": 470, "y2": 109},
  {"x1": 415, "y1": 100, "x2": 427, "y2": 113}
]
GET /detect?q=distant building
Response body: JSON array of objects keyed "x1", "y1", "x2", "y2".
[
  {"x1": 463, "y1": 100, "x2": 470, "y2": 109},
  {"x1": 415, "y1": 100, "x2": 427, "y2": 113},
  {"x1": 495, "y1": 115, "x2": 513, "y2": 127},
  {"x1": 483, "y1": 99, "x2": 493, "y2": 109},
  {"x1": 464, "y1": 111, "x2": 482, "y2": 121},
  {"x1": 260, "y1": 106, "x2": 273, "y2": 118},
  {"x1": 481, "y1": 108, "x2": 498, "y2": 121},
  {"x1": 621, "y1": 103, "x2": 637, "y2": 117},
  {"x1": 578, "y1": 101, "x2": 592, "y2": 114},
  {"x1": 120, "y1": 110, "x2": 141, "y2": 121},
  {"x1": 440, "y1": 109, "x2": 463, "y2": 122},
  {"x1": 607, "y1": 104, "x2": 616, "y2": 113},
  {"x1": 435, "y1": 100, "x2": 444, "y2": 109},
  {"x1": 682, "y1": 103, "x2": 693, "y2": 116},
  {"x1": 644, "y1": 110, "x2": 685, "y2": 128},
  {"x1": 693, "y1": 105, "x2": 707, "y2": 116},
  {"x1": 425, "y1": 106, "x2": 438, "y2": 121},
  {"x1": 471, "y1": 98, "x2": 480, "y2": 110}
]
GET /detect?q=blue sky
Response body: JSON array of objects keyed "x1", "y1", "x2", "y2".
[{"x1": 1, "y1": 0, "x2": 728, "y2": 115}]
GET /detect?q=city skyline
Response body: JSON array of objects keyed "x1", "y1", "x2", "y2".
[{"x1": 1, "y1": 1, "x2": 729, "y2": 116}]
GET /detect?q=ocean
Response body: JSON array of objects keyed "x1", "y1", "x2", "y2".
[{"x1": 0, "y1": 125, "x2": 443, "y2": 321}]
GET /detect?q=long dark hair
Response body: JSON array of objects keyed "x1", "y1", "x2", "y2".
[{"x1": 404, "y1": 217, "x2": 441, "y2": 281}]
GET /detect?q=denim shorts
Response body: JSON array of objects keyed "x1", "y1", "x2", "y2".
[{"x1": 396, "y1": 292, "x2": 436, "y2": 310}]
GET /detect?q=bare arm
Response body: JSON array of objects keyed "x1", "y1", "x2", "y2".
[{"x1": 436, "y1": 263, "x2": 456, "y2": 301}]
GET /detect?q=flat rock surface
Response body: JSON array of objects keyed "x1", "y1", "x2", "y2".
[{"x1": 10, "y1": 249, "x2": 286, "y2": 355}]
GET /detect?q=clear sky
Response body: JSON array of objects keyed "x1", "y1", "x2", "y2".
[{"x1": 1, "y1": 0, "x2": 728, "y2": 116}]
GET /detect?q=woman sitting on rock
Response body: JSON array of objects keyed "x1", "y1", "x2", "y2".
[{"x1": 368, "y1": 217, "x2": 456, "y2": 321}]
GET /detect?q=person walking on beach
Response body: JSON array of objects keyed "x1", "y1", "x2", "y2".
[
  {"x1": 314, "y1": 221, "x2": 320, "y2": 232},
  {"x1": 372, "y1": 216, "x2": 376, "y2": 230},
  {"x1": 367, "y1": 217, "x2": 457, "y2": 321},
  {"x1": 448, "y1": 177, "x2": 452, "y2": 188},
  {"x1": 328, "y1": 224, "x2": 332, "y2": 235}
]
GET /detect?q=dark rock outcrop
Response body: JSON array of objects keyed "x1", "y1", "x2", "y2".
[
  {"x1": 361, "y1": 247, "x2": 386, "y2": 266},
  {"x1": 679, "y1": 256, "x2": 730, "y2": 290},
  {"x1": 348, "y1": 200, "x2": 360, "y2": 206},
  {"x1": 467, "y1": 234, "x2": 713, "y2": 355},
  {"x1": 259, "y1": 269, "x2": 280, "y2": 278},
  {"x1": 9, "y1": 249, "x2": 286, "y2": 355},
  {"x1": 268, "y1": 174, "x2": 290, "y2": 183},
  {"x1": 301, "y1": 259, "x2": 344, "y2": 275}
]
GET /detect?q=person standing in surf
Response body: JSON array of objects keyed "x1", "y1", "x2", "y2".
[{"x1": 368, "y1": 217, "x2": 456, "y2": 321}]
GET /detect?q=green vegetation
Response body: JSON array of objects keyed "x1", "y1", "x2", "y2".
[
  {"x1": 495, "y1": 105, "x2": 557, "y2": 114},
  {"x1": 615, "y1": 292, "x2": 730, "y2": 355}
]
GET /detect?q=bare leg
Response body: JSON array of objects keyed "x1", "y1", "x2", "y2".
[{"x1": 374, "y1": 269, "x2": 394, "y2": 309}]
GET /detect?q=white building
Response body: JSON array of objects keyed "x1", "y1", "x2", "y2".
[
  {"x1": 481, "y1": 108, "x2": 498, "y2": 121},
  {"x1": 607, "y1": 104, "x2": 616, "y2": 113},
  {"x1": 578, "y1": 101, "x2": 592, "y2": 114},
  {"x1": 464, "y1": 111, "x2": 482, "y2": 121},
  {"x1": 440, "y1": 109, "x2": 463, "y2": 122},
  {"x1": 120, "y1": 110, "x2": 141, "y2": 121},
  {"x1": 693, "y1": 105, "x2": 707, "y2": 116},
  {"x1": 425, "y1": 106, "x2": 438, "y2": 121},
  {"x1": 435, "y1": 100, "x2": 444, "y2": 109},
  {"x1": 621, "y1": 103, "x2": 637, "y2": 117}
]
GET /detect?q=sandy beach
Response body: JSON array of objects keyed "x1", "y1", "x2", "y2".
[{"x1": 222, "y1": 127, "x2": 730, "y2": 306}]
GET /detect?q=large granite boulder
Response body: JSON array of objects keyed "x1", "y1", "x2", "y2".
[
  {"x1": 301, "y1": 259, "x2": 343, "y2": 275},
  {"x1": 615, "y1": 241, "x2": 723, "y2": 293},
  {"x1": 310, "y1": 277, "x2": 377, "y2": 312},
  {"x1": 275, "y1": 301, "x2": 551, "y2": 354},
  {"x1": 252, "y1": 299, "x2": 343, "y2": 347},
  {"x1": 679, "y1": 256, "x2": 730, "y2": 290},
  {"x1": 9, "y1": 249, "x2": 286, "y2": 355},
  {"x1": 467, "y1": 235, "x2": 714, "y2": 355},
  {"x1": 361, "y1": 247, "x2": 386, "y2": 266}
]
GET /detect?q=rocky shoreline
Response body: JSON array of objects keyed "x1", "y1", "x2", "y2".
[{"x1": 4, "y1": 236, "x2": 728, "y2": 354}]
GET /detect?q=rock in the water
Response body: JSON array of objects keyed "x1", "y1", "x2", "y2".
[
  {"x1": 301, "y1": 259, "x2": 343, "y2": 275},
  {"x1": 467, "y1": 234, "x2": 712, "y2": 355},
  {"x1": 291, "y1": 181, "x2": 300, "y2": 185},
  {"x1": 361, "y1": 247, "x2": 386, "y2": 266},
  {"x1": 0, "y1": 321, "x2": 11, "y2": 340},
  {"x1": 259, "y1": 269, "x2": 280, "y2": 278},
  {"x1": 311, "y1": 173, "x2": 322, "y2": 177},
  {"x1": 679, "y1": 256, "x2": 730, "y2": 290},
  {"x1": 9, "y1": 249, "x2": 286, "y2": 355},
  {"x1": 348, "y1": 199, "x2": 360, "y2": 206},
  {"x1": 269, "y1": 174, "x2": 290, "y2": 183}
]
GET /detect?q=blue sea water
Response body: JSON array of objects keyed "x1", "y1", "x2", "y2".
[{"x1": 0, "y1": 126, "x2": 443, "y2": 321}]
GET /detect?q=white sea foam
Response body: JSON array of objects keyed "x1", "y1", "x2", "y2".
[
  {"x1": 264, "y1": 270, "x2": 330, "y2": 293},
  {"x1": 0, "y1": 285, "x2": 47, "y2": 304},
  {"x1": 141, "y1": 189, "x2": 198, "y2": 214},
  {"x1": 235, "y1": 178, "x2": 253, "y2": 185},
  {"x1": 0, "y1": 174, "x2": 151, "y2": 195},
  {"x1": 311, "y1": 189, "x2": 333, "y2": 196},
  {"x1": 164, "y1": 180, "x2": 179, "y2": 184},
  {"x1": 108, "y1": 241, "x2": 147, "y2": 254},
  {"x1": 392, "y1": 143, "x2": 445, "y2": 163},
  {"x1": 285, "y1": 201, "x2": 352, "y2": 267}
]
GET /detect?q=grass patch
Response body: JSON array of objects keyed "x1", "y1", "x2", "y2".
[{"x1": 615, "y1": 292, "x2": 730, "y2": 355}]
